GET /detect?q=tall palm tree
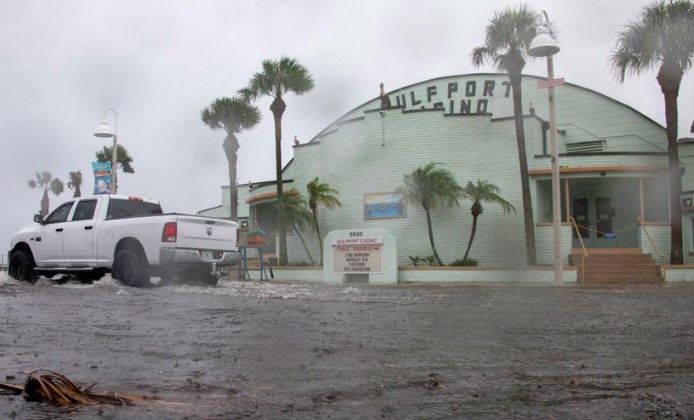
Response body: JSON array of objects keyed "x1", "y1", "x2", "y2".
[
  {"x1": 611, "y1": 0, "x2": 694, "y2": 265},
  {"x1": 27, "y1": 171, "x2": 64, "y2": 216},
  {"x1": 306, "y1": 177, "x2": 342, "y2": 265},
  {"x1": 277, "y1": 188, "x2": 316, "y2": 265},
  {"x1": 398, "y1": 162, "x2": 464, "y2": 266},
  {"x1": 201, "y1": 97, "x2": 261, "y2": 221},
  {"x1": 239, "y1": 56, "x2": 315, "y2": 265},
  {"x1": 471, "y1": 4, "x2": 541, "y2": 265},
  {"x1": 96, "y1": 144, "x2": 135, "y2": 174},
  {"x1": 96, "y1": 144, "x2": 134, "y2": 193},
  {"x1": 67, "y1": 170, "x2": 82, "y2": 198},
  {"x1": 462, "y1": 179, "x2": 516, "y2": 261}
]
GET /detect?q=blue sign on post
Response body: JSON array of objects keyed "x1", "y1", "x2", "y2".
[{"x1": 91, "y1": 162, "x2": 112, "y2": 194}]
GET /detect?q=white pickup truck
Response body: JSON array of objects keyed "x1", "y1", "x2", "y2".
[{"x1": 8, "y1": 195, "x2": 240, "y2": 287}]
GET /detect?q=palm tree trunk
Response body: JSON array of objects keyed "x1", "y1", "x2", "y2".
[
  {"x1": 222, "y1": 133, "x2": 240, "y2": 221},
  {"x1": 424, "y1": 206, "x2": 443, "y2": 266},
  {"x1": 658, "y1": 62, "x2": 684, "y2": 264},
  {"x1": 293, "y1": 225, "x2": 315, "y2": 265},
  {"x1": 271, "y1": 97, "x2": 288, "y2": 265},
  {"x1": 312, "y1": 208, "x2": 324, "y2": 266},
  {"x1": 509, "y1": 70, "x2": 537, "y2": 266},
  {"x1": 463, "y1": 214, "x2": 479, "y2": 261},
  {"x1": 41, "y1": 188, "x2": 49, "y2": 216}
]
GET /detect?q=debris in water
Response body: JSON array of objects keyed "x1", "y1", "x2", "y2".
[{"x1": 0, "y1": 370, "x2": 149, "y2": 407}]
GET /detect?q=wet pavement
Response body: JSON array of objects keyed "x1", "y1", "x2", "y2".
[{"x1": 1, "y1": 272, "x2": 693, "y2": 419}]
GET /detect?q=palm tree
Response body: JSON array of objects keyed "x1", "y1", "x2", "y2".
[
  {"x1": 67, "y1": 170, "x2": 82, "y2": 198},
  {"x1": 239, "y1": 56, "x2": 315, "y2": 265},
  {"x1": 95, "y1": 144, "x2": 134, "y2": 193},
  {"x1": 462, "y1": 179, "x2": 516, "y2": 261},
  {"x1": 276, "y1": 188, "x2": 316, "y2": 265},
  {"x1": 306, "y1": 177, "x2": 342, "y2": 265},
  {"x1": 201, "y1": 97, "x2": 261, "y2": 221},
  {"x1": 471, "y1": 4, "x2": 542, "y2": 265},
  {"x1": 27, "y1": 171, "x2": 64, "y2": 216},
  {"x1": 398, "y1": 162, "x2": 464, "y2": 266},
  {"x1": 96, "y1": 144, "x2": 135, "y2": 174},
  {"x1": 611, "y1": 0, "x2": 694, "y2": 265}
]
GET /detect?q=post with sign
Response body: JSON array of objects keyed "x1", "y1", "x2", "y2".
[{"x1": 323, "y1": 228, "x2": 397, "y2": 283}]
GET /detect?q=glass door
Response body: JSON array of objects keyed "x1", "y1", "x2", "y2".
[{"x1": 572, "y1": 196, "x2": 616, "y2": 248}]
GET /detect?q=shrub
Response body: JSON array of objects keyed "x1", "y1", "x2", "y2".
[
  {"x1": 408, "y1": 256, "x2": 423, "y2": 266},
  {"x1": 449, "y1": 258, "x2": 478, "y2": 267}
]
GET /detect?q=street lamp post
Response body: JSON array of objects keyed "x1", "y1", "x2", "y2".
[
  {"x1": 94, "y1": 108, "x2": 118, "y2": 194},
  {"x1": 528, "y1": 11, "x2": 562, "y2": 285}
]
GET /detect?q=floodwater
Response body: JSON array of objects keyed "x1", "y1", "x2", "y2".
[{"x1": 1, "y1": 272, "x2": 693, "y2": 419}]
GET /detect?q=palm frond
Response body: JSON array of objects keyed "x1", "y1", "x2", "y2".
[
  {"x1": 470, "y1": 4, "x2": 540, "y2": 73},
  {"x1": 201, "y1": 97, "x2": 261, "y2": 134},
  {"x1": 611, "y1": 0, "x2": 694, "y2": 81},
  {"x1": 401, "y1": 162, "x2": 463, "y2": 210},
  {"x1": 50, "y1": 178, "x2": 64, "y2": 196},
  {"x1": 307, "y1": 177, "x2": 342, "y2": 210},
  {"x1": 241, "y1": 56, "x2": 314, "y2": 101},
  {"x1": 95, "y1": 145, "x2": 135, "y2": 173}
]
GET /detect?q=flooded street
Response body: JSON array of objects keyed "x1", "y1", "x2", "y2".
[{"x1": 1, "y1": 273, "x2": 693, "y2": 419}]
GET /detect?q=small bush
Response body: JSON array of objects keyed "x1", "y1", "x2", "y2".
[
  {"x1": 408, "y1": 256, "x2": 423, "y2": 266},
  {"x1": 449, "y1": 258, "x2": 478, "y2": 267}
]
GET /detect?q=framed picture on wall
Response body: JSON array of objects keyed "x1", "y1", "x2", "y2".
[{"x1": 364, "y1": 192, "x2": 406, "y2": 220}]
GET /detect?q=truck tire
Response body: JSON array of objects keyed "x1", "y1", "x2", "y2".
[
  {"x1": 112, "y1": 249, "x2": 150, "y2": 287},
  {"x1": 200, "y1": 273, "x2": 219, "y2": 286},
  {"x1": 9, "y1": 249, "x2": 38, "y2": 284}
]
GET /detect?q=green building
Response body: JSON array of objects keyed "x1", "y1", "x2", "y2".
[{"x1": 200, "y1": 73, "x2": 690, "y2": 268}]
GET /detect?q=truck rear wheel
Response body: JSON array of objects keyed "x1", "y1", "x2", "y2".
[
  {"x1": 9, "y1": 249, "x2": 38, "y2": 284},
  {"x1": 112, "y1": 249, "x2": 150, "y2": 287}
]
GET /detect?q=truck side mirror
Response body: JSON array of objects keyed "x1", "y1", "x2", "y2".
[{"x1": 33, "y1": 214, "x2": 44, "y2": 224}]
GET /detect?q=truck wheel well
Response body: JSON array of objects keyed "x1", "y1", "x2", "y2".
[
  {"x1": 11, "y1": 243, "x2": 34, "y2": 261},
  {"x1": 114, "y1": 238, "x2": 146, "y2": 261}
]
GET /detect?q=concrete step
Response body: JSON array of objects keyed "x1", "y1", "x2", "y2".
[
  {"x1": 582, "y1": 260, "x2": 658, "y2": 267},
  {"x1": 584, "y1": 276, "x2": 664, "y2": 284},
  {"x1": 575, "y1": 249, "x2": 664, "y2": 285},
  {"x1": 571, "y1": 248, "x2": 643, "y2": 255},
  {"x1": 583, "y1": 268, "x2": 662, "y2": 276},
  {"x1": 576, "y1": 254, "x2": 656, "y2": 262}
]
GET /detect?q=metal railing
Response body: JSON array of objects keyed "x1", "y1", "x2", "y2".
[
  {"x1": 636, "y1": 216, "x2": 667, "y2": 267},
  {"x1": 569, "y1": 217, "x2": 588, "y2": 284}
]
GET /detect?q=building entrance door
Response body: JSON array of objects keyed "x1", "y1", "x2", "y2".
[{"x1": 572, "y1": 196, "x2": 616, "y2": 248}]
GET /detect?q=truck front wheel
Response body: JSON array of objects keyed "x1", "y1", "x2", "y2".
[
  {"x1": 9, "y1": 249, "x2": 38, "y2": 284},
  {"x1": 112, "y1": 249, "x2": 150, "y2": 287}
]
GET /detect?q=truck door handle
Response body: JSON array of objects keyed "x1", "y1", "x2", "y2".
[
  {"x1": 84, "y1": 226, "x2": 93, "y2": 230},
  {"x1": 56, "y1": 228, "x2": 63, "y2": 232}
]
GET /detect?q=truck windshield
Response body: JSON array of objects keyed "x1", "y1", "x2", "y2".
[{"x1": 106, "y1": 199, "x2": 163, "y2": 220}]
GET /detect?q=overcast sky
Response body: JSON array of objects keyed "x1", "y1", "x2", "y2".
[{"x1": 1, "y1": 0, "x2": 693, "y2": 252}]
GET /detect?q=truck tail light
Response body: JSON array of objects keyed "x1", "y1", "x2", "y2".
[
  {"x1": 236, "y1": 229, "x2": 240, "y2": 246},
  {"x1": 162, "y1": 222, "x2": 177, "y2": 242}
]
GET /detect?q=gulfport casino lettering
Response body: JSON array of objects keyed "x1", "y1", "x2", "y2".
[{"x1": 389, "y1": 79, "x2": 512, "y2": 115}]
